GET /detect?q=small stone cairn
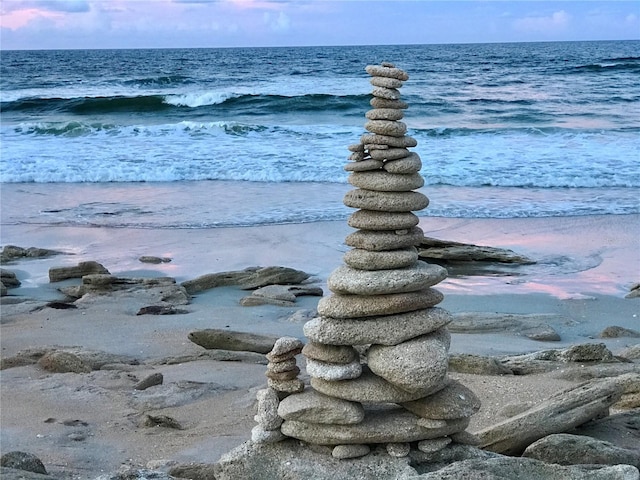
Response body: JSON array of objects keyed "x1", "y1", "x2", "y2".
[{"x1": 252, "y1": 63, "x2": 480, "y2": 460}]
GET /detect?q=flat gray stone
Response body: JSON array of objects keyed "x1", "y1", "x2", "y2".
[
  {"x1": 344, "y1": 189, "x2": 429, "y2": 212},
  {"x1": 317, "y1": 288, "x2": 443, "y2": 319},
  {"x1": 302, "y1": 342, "x2": 358, "y2": 364},
  {"x1": 369, "y1": 97, "x2": 409, "y2": 110},
  {"x1": 278, "y1": 389, "x2": 364, "y2": 425},
  {"x1": 384, "y1": 153, "x2": 422, "y2": 174},
  {"x1": 371, "y1": 86, "x2": 402, "y2": 100},
  {"x1": 367, "y1": 330, "x2": 449, "y2": 395},
  {"x1": 370, "y1": 76, "x2": 404, "y2": 88},
  {"x1": 418, "y1": 437, "x2": 452, "y2": 453},
  {"x1": 303, "y1": 308, "x2": 452, "y2": 346},
  {"x1": 366, "y1": 64, "x2": 409, "y2": 81},
  {"x1": 369, "y1": 147, "x2": 410, "y2": 160},
  {"x1": 401, "y1": 379, "x2": 481, "y2": 420},
  {"x1": 311, "y1": 367, "x2": 433, "y2": 403},
  {"x1": 348, "y1": 210, "x2": 419, "y2": 231},
  {"x1": 281, "y1": 407, "x2": 469, "y2": 445},
  {"x1": 343, "y1": 247, "x2": 418, "y2": 270},
  {"x1": 345, "y1": 227, "x2": 425, "y2": 251},
  {"x1": 365, "y1": 108, "x2": 404, "y2": 121},
  {"x1": 327, "y1": 262, "x2": 447, "y2": 295},
  {"x1": 450, "y1": 312, "x2": 562, "y2": 342},
  {"x1": 344, "y1": 159, "x2": 384, "y2": 172},
  {"x1": 365, "y1": 120, "x2": 407, "y2": 138},
  {"x1": 349, "y1": 171, "x2": 423, "y2": 192},
  {"x1": 306, "y1": 357, "x2": 362, "y2": 381},
  {"x1": 361, "y1": 133, "x2": 417, "y2": 148}
]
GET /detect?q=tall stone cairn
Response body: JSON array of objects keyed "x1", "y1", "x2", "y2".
[{"x1": 260, "y1": 63, "x2": 480, "y2": 459}]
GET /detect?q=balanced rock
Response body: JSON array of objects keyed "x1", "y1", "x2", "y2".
[
  {"x1": 361, "y1": 133, "x2": 417, "y2": 148},
  {"x1": 301, "y1": 342, "x2": 358, "y2": 364},
  {"x1": 344, "y1": 189, "x2": 428, "y2": 212},
  {"x1": 343, "y1": 159, "x2": 384, "y2": 172},
  {"x1": 370, "y1": 77, "x2": 404, "y2": 89},
  {"x1": 343, "y1": 247, "x2": 418, "y2": 270},
  {"x1": 327, "y1": 262, "x2": 447, "y2": 295},
  {"x1": 348, "y1": 171, "x2": 423, "y2": 192},
  {"x1": 370, "y1": 97, "x2": 409, "y2": 110},
  {"x1": 370, "y1": 87, "x2": 402, "y2": 101},
  {"x1": 347, "y1": 210, "x2": 419, "y2": 231},
  {"x1": 306, "y1": 357, "x2": 362, "y2": 381},
  {"x1": 303, "y1": 308, "x2": 452, "y2": 346},
  {"x1": 365, "y1": 64, "x2": 409, "y2": 81},
  {"x1": 369, "y1": 147, "x2": 410, "y2": 160},
  {"x1": 367, "y1": 330, "x2": 449, "y2": 395},
  {"x1": 278, "y1": 389, "x2": 364, "y2": 425},
  {"x1": 281, "y1": 407, "x2": 468, "y2": 445},
  {"x1": 317, "y1": 288, "x2": 443, "y2": 319},
  {"x1": 344, "y1": 227, "x2": 425, "y2": 251},
  {"x1": 255, "y1": 388, "x2": 282, "y2": 430},
  {"x1": 383, "y1": 152, "x2": 422, "y2": 174},
  {"x1": 311, "y1": 367, "x2": 431, "y2": 403},
  {"x1": 365, "y1": 108, "x2": 404, "y2": 121}
]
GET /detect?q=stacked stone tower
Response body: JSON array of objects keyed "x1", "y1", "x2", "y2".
[{"x1": 254, "y1": 63, "x2": 479, "y2": 460}]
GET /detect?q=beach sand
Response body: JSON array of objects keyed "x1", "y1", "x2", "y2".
[{"x1": 1, "y1": 214, "x2": 639, "y2": 477}]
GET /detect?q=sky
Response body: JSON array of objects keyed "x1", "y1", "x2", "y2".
[{"x1": 0, "y1": 0, "x2": 638, "y2": 50}]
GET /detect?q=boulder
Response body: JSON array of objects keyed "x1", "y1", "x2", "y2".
[
  {"x1": 0, "y1": 269, "x2": 20, "y2": 287},
  {"x1": 367, "y1": 330, "x2": 449, "y2": 395},
  {"x1": 49, "y1": 261, "x2": 109, "y2": 282},
  {"x1": 188, "y1": 328, "x2": 279, "y2": 354},
  {"x1": 523, "y1": 433, "x2": 640, "y2": 468},
  {"x1": 599, "y1": 326, "x2": 640, "y2": 338},
  {"x1": 0, "y1": 451, "x2": 47, "y2": 474}
]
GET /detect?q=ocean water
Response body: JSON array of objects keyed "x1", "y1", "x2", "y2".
[{"x1": 1, "y1": 41, "x2": 639, "y2": 229}]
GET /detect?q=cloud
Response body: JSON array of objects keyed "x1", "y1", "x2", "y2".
[
  {"x1": 513, "y1": 9, "x2": 570, "y2": 34},
  {"x1": 264, "y1": 10, "x2": 290, "y2": 32}
]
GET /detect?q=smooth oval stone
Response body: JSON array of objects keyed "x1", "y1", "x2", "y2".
[
  {"x1": 365, "y1": 108, "x2": 404, "y2": 121},
  {"x1": 348, "y1": 171, "x2": 424, "y2": 192},
  {"x1": 383, "y1": 152, "x2": 422, "y2": 174},
  {"x1": 302, "y1": 342, "x2": 358, "y2": 364},
  {"x1": 327, "y1": 262, "x2": 448, "y2": 295},
  {"x1": 365, "y1": 120, "x2": 407, "y2": 137},
  {"x1": 348, "y1": 210, "x2": 419, "y2": 231},
  {"x1": 344, "y1": 159, "x2": 383, "y2": 172},
  {"x1": 401, "y1": 379, "x2": 481, "y2": 420},
  {"x1": 311, "y1": 368, "x2": 427, "y2": 403},
  {"x1": 345, "y1": 227, "x2": 425, "y2": 251},
  {"x1": 344, "y1": 189, "x2": 429, "y2": 212},
  {"x1": 332, "y1": 444, "x2": 370, "y2": 459},
  {"x1": 278, "y1": 389, "x2": 364, "y2": 425},
  {"x1": 306, "y1": 357, "x2": 362, "y2": 381},
  {"x1": 316, "y1": 288, "x2": 443, "y2": 319},
  {"x1": 370, "y1": 97, "x2": 409, "y2": 109},
  {"x1": 361, "y1": 133, "x2": 417, "y2": 148},
  {"x1": 366, "y1": 64, "x2": 409, "y2": 81},
  {"x1": 370, "y1": 76, "x2": 404, "y2": 89},
  {"x1": 303, "y1": 307, "x2": 453, "y2": 346},
  {"x1": 367, "y1": 331, "x2": 449, "y2": 395},
  {"x1": 369, "y1": 147, "x2": 410, "y2": 161},
  {"x1": 348, "y1": 143, "x2": 365, "y2": 153},
  {"x1": 344, "y1": 247, "x2": 418, "y2": 270}
]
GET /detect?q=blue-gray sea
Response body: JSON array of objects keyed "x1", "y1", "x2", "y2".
[{"x1": 1, "y1": 41, "x2": 638, "y2": 228}]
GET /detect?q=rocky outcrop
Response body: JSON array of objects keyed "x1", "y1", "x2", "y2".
[
  {"x1": 188, "y1": 329, "x2": 280, "y2": 354},
  {"x1": 418, "y1": 237, "x2": 536, "y2": 264},
  {"x1": 0, "y1": 245, "x2": 64, "y2": 264},
  {"x1": 181, "y1": 266, "x2": 311, "y2": 294},
  {"x1": 49, "y1": 261, "x2": 110, "y2": 282},
  {"x1": 449, "y1": 312, "x2": 562, "y2": 341}
]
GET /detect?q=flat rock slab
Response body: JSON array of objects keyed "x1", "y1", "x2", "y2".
[
  {"x1": 348, "y1": 171, "x2": 423, "y2": 192},
  {"x1": 303, "y1": 307, "x2": 452, "y2": 346},
  {"x1": 188, "y1": 328, "x2": 279, "y2": 354},
  {"x1": 181, "y1": 266, "x2": 310, "y2": 294},
  {"x1": 49, "y1": 261, "x2": 110, "y2": 282},
  {"x1": 327, "y1": 262, "x2": 447, "y2": 296},
  {"x1": 418, "y1": 237, "x2": 536, "y2": 264},
  {"x1": 475, "y1": 377, "x2": 627, "y2": 455},
  {"x1": 450, "y1": 312, "x2": 563, "y2": 342},
  {"x1": 281, "y1": 406, "x2": 469, "y2": 445}
]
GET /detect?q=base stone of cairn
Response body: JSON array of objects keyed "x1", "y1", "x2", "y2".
[{"x1": 245, "y1": 63, "x2": 480, "y2": 467}]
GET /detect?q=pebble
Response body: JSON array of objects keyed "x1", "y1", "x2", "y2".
[{"x1": 332, "y1": 444, "x2": 371, "y2": 459}]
